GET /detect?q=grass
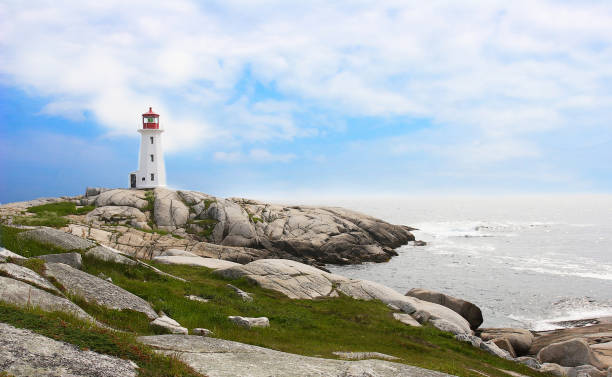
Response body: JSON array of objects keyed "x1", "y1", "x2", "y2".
[
  {"x1": 11, "y1": 202, "x2": 95, "y2": 228},
  {"x1": 0, "y1": 225, "x2": 72, "y2": 257},
  {"x1": 0, "y1": 302, "x2": 203, "y2": 377}
]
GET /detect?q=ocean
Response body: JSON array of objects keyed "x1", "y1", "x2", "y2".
[{"x1": 294, "y1": 195, "x2": 612, "y2": 330}]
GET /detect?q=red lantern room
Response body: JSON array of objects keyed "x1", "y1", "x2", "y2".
[{"x1": 142, "y1": 107, "x2": 159, "y2": 129}]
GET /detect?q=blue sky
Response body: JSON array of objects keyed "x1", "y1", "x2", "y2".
[{"x1": 1, "y1": 1, "x2": 612, "y2": 203}]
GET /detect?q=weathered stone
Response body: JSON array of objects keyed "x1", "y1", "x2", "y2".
[
  {"x1": 228, "y1": 316, "x2": 269, "y2": 328},
  {"x1": 480, "y1": 340, "x2": 513, "y2": 360},
  {"x1": 226, "y1": 283, "x2": 253, "y2": 301},
  {"x1": 185, "y1": 295, "x2": 209, "y2": 303},
  {"x1": 94, "y1": 189, "x2": 148, "y2": 209},
  {"x1": 0, "y1": 276, "x2": 93, "y2": 321},
  {"x1": 480, "y1": 328, "x2": 534, "y2": 356},
  {"x1": 538, "y1": 338, "x2": 605, "y2": 369},
  {"x1": 333, "y1": 352, "x2": 399, "y2": 361},
  {"x1": 0, "y1": 247, "x2": 26, "y2": 260},
  {"x1": 540, "y1": 363, "x2": 574, "y2": 377},
  {"x1": 153, "y1": 255, "x2": 240, "y2": 269},
  {"x1": 154, "y1": 187, "x2": 189, "y2": 230},
  {"x1": 85, "y1": 245, "x2": 137, "y2": 265},
  {"x1": 0, "y1": 322, "x2": 137, "y2": 377},
  {"x1": 193, "y1": 328, "x2": 213, "y2": 336},
  {"x1": 392, "y1": 313, "x2": 421, "y2": 327},
  {"x1": 85, "y1": 186, "x2": 110, "y2": 197},
  {"x1": 86, "y1": 206, "x2": 148, "y2": 229},
  {"x1": 406, "y1": 288, "x2": 483, "y2": 330},
  {"x1": 151, "y1": 315, "x2": 188, "y2": 334},
  {"x1": 0, "y1": 263, "x2": 59, "y2": 293},
  {"x1": 45, "y1": 262, "x2": 158, "y2": 319},
  {"x1": 514, "y1": 356, "x2": 541, "y2": 370},
  {"x1": 455, "y1": 334, "x2": 483, "y2": 348},
  {"x1": 18, "y1": 227, "x2": 95, "y2": 251},
  {"x1": 38, "y1": 252, "x2": 82, "y2": 269},
  {"x1": 492, "y1": 337, "x2": 517, "y2": 358},
  {"x1": 430, "y1": 318, "x2": 468, "y2": 336},
  {"x1": 161, "y1": 249, "x2": 198, "y2": 257},
  {"x1": 139, "y1": 334, "x2": 454, "y2": 377}
]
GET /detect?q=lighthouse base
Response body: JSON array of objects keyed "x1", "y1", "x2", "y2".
[{"x1": 129, "y1": 171, "x2": 166, "y2": 189}]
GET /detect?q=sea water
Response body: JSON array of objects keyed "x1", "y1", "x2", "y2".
[{"x1": 294, "y1": 195, "x2": 612, "y2": 330}]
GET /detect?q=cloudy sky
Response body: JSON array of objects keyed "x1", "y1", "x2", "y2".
[{"x1": 1, "y1": 1, "x2": 611, "y2": 202}]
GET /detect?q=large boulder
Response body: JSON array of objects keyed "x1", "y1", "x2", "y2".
[
  {"x1": 45, "y1": 262, "x2": 158, "y2": 319},
  {"x1": 537, "y1": 338, "x2": 606, "y2": 369},
  {"x1": 38, "y1": 252, "x2": 82, "y2": 269},
  {"x1": 479, "y1": 328, "x2": 534, "y2": 356},
  {"x1": 138, "y1": 334, "x2": 454, "y2": 377},
  {"x1": 0, "y1": 263, "x2": 60, "y2": 293},
  {"x1": 0, "y1": 276, "x2": 93, "y2": 321},
  {"x1": 0, "y1": 322, "x2": 137, "y2": 377},
  {"x1": 93, "y1": 189, "x2": 148, "y2": 209},
  {"x1": 406, "y1": 288, "x2": 483, "y2": 330},
  {"x1": 18, "y1": 227, "x2": 95, "y2": 251},
  {"x1": 153, "y1": 187, "x2": 189, "y2": 230}
]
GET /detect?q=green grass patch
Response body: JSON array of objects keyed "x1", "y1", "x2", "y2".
[
  {"x1": 203, "y1": 199, "x2": 215, "y2": 211},
  {"x1": 144, "y1": 191, "x2": 155, "y2": 213},
  {"x1": 11, "y1": 201, "x2": 95, "y2": 228},
  {"x1": 13, "y1": 212, "x2": 70, "y2": 228},
  {"x1": 78, "y1": 255, "x2": 545, "y2": 377},
  {"x1": 0, "y1": 225, "x2": 71, "y2": 257},
  {"x1": 20, "y1": 258, "x2": 46, "y2": 275},
  {"x1": 0, "y1": 302, "x2": 203, "y2": 377}
]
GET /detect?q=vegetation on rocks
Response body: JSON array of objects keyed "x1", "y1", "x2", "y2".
[
  {"x1": 0, "y1": 225, "x2": 70, "y2": 257},
  {"x1": 11, "y1": 202, "x2": 94, "y2": 228}
]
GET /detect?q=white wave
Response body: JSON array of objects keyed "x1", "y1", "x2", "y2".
[
  {"x1": 511, "y1": 266, "x2": 612, "y2": 281},
  {"x1": 411, "y1": 220, "x2": 556, "y2": 239}
]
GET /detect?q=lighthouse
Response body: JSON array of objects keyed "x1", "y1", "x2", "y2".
[{"x1": 129, "y1": 107, "x2": 167, "y2": 189}]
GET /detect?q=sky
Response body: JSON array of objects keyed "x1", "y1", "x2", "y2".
[{"x1": 1, "y1": 0, "x2": 612, "y2": 203}]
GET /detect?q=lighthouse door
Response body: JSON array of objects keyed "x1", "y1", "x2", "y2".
[{"x1": 130, "y1": 174, "x2": 136, "y2": 188}]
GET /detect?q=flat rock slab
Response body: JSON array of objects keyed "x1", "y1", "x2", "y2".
[
  {"x1": 0, "y1": 247, "x2": 26, "y2": 260},
  {"x1": 153, "y1": 255, "x2": 240, "y2": 269},
  {"x1": 333, "y1": 351, "x2": 399, "y2": 361},
  {"x1": 0, "y1": 263, "x2": 60, "y2": 293},
  {"x1": 139, "y1": 335, "x2": 454, "y2": 377},
  {"x1": 151, "y1": 315, "x2": 188, "y2": 334},
  {"x1": 228, "y1": 316, "x2": 269, "y2": 328},
  {"x1": 85, "y1": 245, "x2": 136, "y2": 265},
  {"x1": 0, "y1": 276, "x2": 93, "y2": 321},
  {"x1": 38, "y1": 252, "x2": 82, "y2": 269},
  {"x1": 0, "y1": 322, "x2": 137, "y2": 377},
  {"x1": 18, "y1": 227, "x2": 95, "y2": 251},
  {"x1": 45, "y1": 262, "x2": 158, "y2": 319}
]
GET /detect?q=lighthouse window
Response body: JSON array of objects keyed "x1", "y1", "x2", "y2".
[
  {"x1": 150, "y1": 154, "x2": 154, "y2": 162},
  {"x1": 150, "y1": 137, "x2": 154, "y2": 144},
  {"x1": 151, "y1": 173, "x2": 155, "y2": 181}
]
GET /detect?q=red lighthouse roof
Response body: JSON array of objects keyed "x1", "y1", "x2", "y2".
[{"x1": 142, "y1": 107, "x2": 159, "y2": 117}]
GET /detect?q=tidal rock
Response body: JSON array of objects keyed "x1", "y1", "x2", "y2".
[
  {"x1": 193, "y1": 328, "x2": 213, "y2": 336},
  {"x1": 138, "y1": 334, "x2": 453, "y2": 377},
  {"x1": 18, "y1": 227, "x2": 95, "y2": 251},
  {"x1": 333, "y1": 351, "x2": 399, "y2": 361},
  {"x1": 0, "y1": 322, "x2": 137, "y2": 377},
  {"x1": 45, "y1": 262, "x2": 158, "y2": 319},
  {"x1": 392, "y1": 313, "x2": 422, "y2": 327},
  {"x1": 0, "y1": 247, "x2": 26, "y2": 260},
  {"x1": 492, "y1": 337, "x2": 517, "y2": 358},
  {"x1": 479, "y1": 328, "x2": 534, "y2": 356},
  {"x1": 151, "y1": 315, "x2": 188, "y2": 334},
  {"x1": 154, "y1": 187, "x2": 189, "y2": 230},
  {"x1": 38, "y1": 252, "x2": 82, "y2": 269},
  {"x1": 480, "y1": 340, "x2": 513, "y2": 360},
  {"x1": 226, "y1": 284, "x2": 253, "y2": 301},
  {"x1": 538, "y1": 338, "x2": 606, "y2": 369},
  {"x1": 0, "y1": 263, "x2": 59, "y2": 293},
  {"x1": 94, "y1": 189, "x2": 148, "y2": 209},
  {"x1": 228, "y1": 316, "x2": 270, "y2": 328},
  {"x1": 153, "y1": 255, "x2": 240, "y2": 269},
  {"x1": 0, "y1": 276, "x2": 92, "y2": 321},
  {"x1": 406, "y1": 288, "x2": 483, "y2": 330},
  {"x1": 85, "y1": 245, "x2": 137, "y2": 265},
  {"x1": 86, "y1": 206, "x2": 148, "y2": 228}
]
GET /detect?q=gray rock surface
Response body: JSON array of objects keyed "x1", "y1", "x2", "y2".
[
  {"x1": 93, "y1": 189, "x2": 148, "y2": 209},
  {"x1": 228, "y1": 316, "x2": 270, "y2": 328},
  {"x1": 479, "y1": 328, "x2": 534, "y2": 356},
  {"x1": 0, "y1": 263, "x2": 59, "y2": 293},
  {"x1": 193, "y1": 328, "x2": 213, "y2": 336},
  {"x1": 86, "y1": 205, "x2": 148, "y2": 229},
  {"x1": 514, "y1": 356, "x2": 541, "y2": 369},
  {"x1": 492, "y1": 337, "x2": 517, "y2": 358},
  {"x1": 38, "y1": 252, "x2": 83, "y2": 269},
  {"x1": 455, "y1": 334, "x2": 483, "y2": 348},
  {"x1": 161, "y1": 249, "x2": 198, "y2": 257},
  {"x1": 153, "y1": 255, "x2": 240, "y2": 269},
  {"x1": 0, "y1": 276, "x2": 93, "y2": 321},
  {"x1": 406, "y1": 288, "x2": 483, "y2": 330},
  {"x1": 0, "y1": 322, "x2": 137, "y2": 377},
  {"x1": 154, "y1": 187, "x2": 189, "y2": 230},
  {"x1": 151, "y1": 315, "x2": 188, "y2": 334},
  {"x1": 539, "y1": 363, "x2": 574, "y2": 377},
  {"x1": 392, "y1": 313, "x2": 422, "y2": 327},
  {"x1": 138, "y1": 334, "x2": 454, "y2": 377},
  {"x1": 333, "y1": 352, "x2": 399, "y2": 361},
  {"x1": 186, "y1": 295, "x2": 209, "y2": 303},
  {"x1": 538, "y1": 338, "x2": 605, "y2": 369},
  {"x1": 0, "y1": 247, "x2": 26, "y2": 260},
  {"x1": 45, "y1": 262, "x2": 158, "y2": 319},
  {"x1": 85, "y1": 245, "x2": 136, "y2": 265},
  {"x1": 480, "y1": 340, "x2": 513, "y2": 360},
  {"x1": 18, "y1": 227, "x2": 95, "y2": 251}
]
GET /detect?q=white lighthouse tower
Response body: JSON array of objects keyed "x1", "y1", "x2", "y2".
[{"x1": 129, "y1": 107, "x2": 166, "y2": 189}]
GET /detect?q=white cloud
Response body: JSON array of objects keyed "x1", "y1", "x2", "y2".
[
  {"x1": 214, "y1": 149, "x2": 296, "y2": 163},
  {"x1": 1, "y1": 0, "x2": 612, "y2": 163}
]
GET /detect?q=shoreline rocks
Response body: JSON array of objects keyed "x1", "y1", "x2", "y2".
[{"x1": 406, "y1": 288, "x2": 483, "y2": 330}]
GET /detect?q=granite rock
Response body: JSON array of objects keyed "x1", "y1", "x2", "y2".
[
  {"x1": 0, "y1": 263, "x2": 59, "y2": 293},
  {"x1": 406, "y1": 288, "x2": 483, "y2": 330},
  {"x1": 151, "y1": 315, "x2": 188, "y2": 334},
  {"x1": 18, "y1": 227, "x2": 95, "y2": 251},
  {"x1": 538, "y1": 338, "x2": 605, "y2": 369},
  {"x1": 38, "y1": 252, "x2": 82, "y2": 269}
]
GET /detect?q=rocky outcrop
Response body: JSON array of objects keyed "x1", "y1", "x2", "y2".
[
  {"x1": 479, "y1": 328, "x2": 534, "y2": 356},
  {"x1": 537, "y1": 338, "x2": 606, "y2": 369},
  {"x1": 18, "y1": 227, "x2": 95, "y2": 251},
  {"x1": 91, "y1": 189, "x2": 148, "y2": 209},
  {"x1": 86, "y1": 206, "x2": 149, "y2": 229},
  {"x1": 153, "y1": 255, "x2": 240, "y2": 269},
  {"x1": 0, "y1": 276, "x2": 93, "y2": 321},
  {"x1": 38, "y1": 252, "x2": 82, "y2": 269},
  {"x1": 0, "y1": 247, "x2": 26, "y2": 260},
  {"x1": 0, "y1": 322, "x2": 138, "y2": 377},
  {"x1": 45, "y1": 262, "x2": 158, "y2": 319},
  {"x1": 139, "y1": 334, "x2": 454, "y2": 377},
  {"x1": 154, "y1": 187, "x2": 189, "y2": 230},
  {"x1": 406, "y1": 288, "x2": 483, "y2": 330},
  {"x1": 0, "y1": 263, "x2": 60, "y2": 293}
]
